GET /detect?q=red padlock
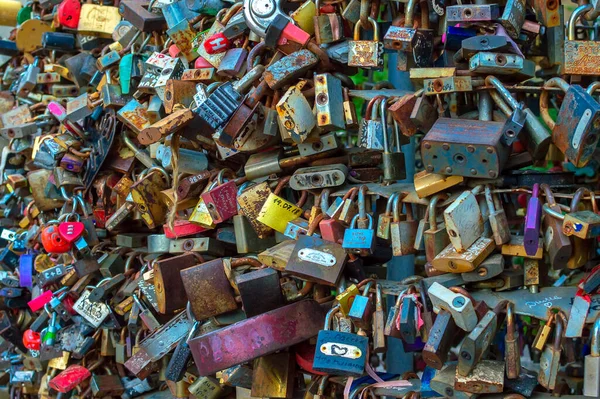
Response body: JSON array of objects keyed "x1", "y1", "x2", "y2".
[
  {"x1": 49, "y1": 365, "x2": 91, "y2": 393},
  {"x1": 58, "y1": 221, "x2": 85, "y2": 245},
  {"x1": 23, "y1": 329, "x2": 41, "y2": 351},
  {"x1": 41, "y1": 225, "x2": 72, "y2": 253},
  {"x1": 57, "y1": 0, "x2": 81, "y2": 29},
  {"x1": 203, "y1": 32, "x2": 231, "y2": 54}
]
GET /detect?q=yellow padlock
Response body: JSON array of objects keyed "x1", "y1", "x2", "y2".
[
  {"x1": 0, "y1": 0, "x2": 21, "y2": 27},
  {"x1": 77, "y1": 4, "x2": 122, "y2": 38},
  {"x1": 257, "y1": 192, "x2": 305, "y2": 234},
  {"x1": 15, "y1": 19, "x2": 52, "y2": 53}
]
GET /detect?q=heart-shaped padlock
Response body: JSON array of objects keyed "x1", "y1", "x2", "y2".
[
  {"x1": 41, "y1": 225, "x2": 71, "y2": 253},
  {"x1": 58, "y1": 222, "x2": 85, "y2": 244}
]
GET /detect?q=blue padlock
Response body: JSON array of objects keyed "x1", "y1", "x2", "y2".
[
  {"x1": 342, "y1": 214, "x2": 376, "y2": 255},
  {"x1": 313, "y1": 304, "x2": 369, "y2": 376}
]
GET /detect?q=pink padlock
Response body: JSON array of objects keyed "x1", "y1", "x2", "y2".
[
  {"x1": 28, "y1": 290, "x2": 53, "y2": 312},
  {"x1": 195, "y1": 56, "x2": 213, "y2": 68},
  {"x1": 168, "y1": 44, "x2": 181, "y2": 58},
  {"x1": 278, "y1": 23, "x2": 311, "y2": 47}
]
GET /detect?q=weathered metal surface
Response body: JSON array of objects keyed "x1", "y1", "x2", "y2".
[
  {"x1": 264, "y1": 50, "x2": 318, "y2": 90},
  {"x1": 564, "y1": 41, "x2": 600, "y2": 76},
  {"x1": 139, "y1": 108, "x2": 195, "y2": 145},
  {"x1": 421, "y1": 118, "x2": 508, "y2": 178},
  {"x1": 446, "y1": 4, "x2": 500, "y2": 22},
  {"x1": 188, "y1": 300, "x2": 325, "y2": 376},
  {"x1": 154, "y1": 253, "x2": 199, "y2": 314},
  {"x1": 454, "y1": 360, "x2": 504, "y2": 393},
  {"x1": 424, "y1": 77, "x2": 472, "y2": 95},
  {"x1": 180, "y1": 259, "x2": 237, "y2": 320}
]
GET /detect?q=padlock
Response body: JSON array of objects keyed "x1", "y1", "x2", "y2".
[
  {"x1": 358, "y1": 96, "x2": 385, "y2": 151},
  {"x1": 538, "y1": 312, "x2": 564, "y2": 390},
  {"x1": 563, "y1": 4, "x2": 600, "y2": 75},
  {"x1": 342, "y1": 212, "x2": 376, "y2": 256},
  {"x1": 313, "y1": 305, "x2": 369, "y2": 376},
  {"x1": 424, "y1": 195, "x2": 450, "y2": 262},
  {"x1": 287, "y1": 223, "x2": 348, "y2": 286},
  {"x1": 483, "y1": 186, "x2": 510, "y2": 245},
  {"x1": 380, "y1": 99, "x2": 407, "y2": 183},
  {"x1": 348, "y1": 17, "x2": 383, "y2": 69},
  {"x1": 428, "y1": 282, "x2": 478, "y2": 332},
  {"x1": 444, "y1": 186, "x2": 484, "y2": 253},
  {"x1": 540, "y1": 78, "x2": 600, "y2": 167},
  {"x1": 540, "y1": 184, "x2": 572, "y2": 269},
  {"x1": 313, "y1": 0, "x2": 344, "y2": 44},
  {"x1": 390, "y1": 196, "x2": 418, "y2": 256},
  {"x1": 505, "y1": 302, "x2": 521, "y2": 379},
  {"x1": 584, "y1": 316, "x2": 600, "y2": 397}
]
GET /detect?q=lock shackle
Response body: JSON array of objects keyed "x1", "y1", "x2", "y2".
[
  {"x1": 590, "y1": 191, "x2": 598, "y2": 214},
  {"x1": 392, "y1": 195, "x2": 402, "y2": 223},
  {"x1": 321, "y1": 189, "x2": 331, "y2": 215},
  {"x1": 380, "y1": 96, "x2": 393, "y2": 153},
  {"x1": 138, "y1": 166, "x2": 171, "y2": 187},
  {"x1": 361, "y1": 280, "x2": 375, "y2": 295},
  {"x1": 324, "y1": 304, "x2": 342, "y2": 330},
  {"x1": 342, "y1": 186, "x2": 359, "y2": 201},
  {"x1": 539, "y1": 78, "x2": 570, "y2": 131},
  {"x1": 485, "y1": 185, "x2": 496, "y2": 214},
  {"x1": 553, "y1": 314, "x2": 564, "y2": 351},
  {"x1": 482, "y1": 90, "x2": 514, "y2": 116},
  {"x1": 216, "y1": 168, "x2": 236, "y2": 185},
  {"x1": 485, "y1": 76, "x2": 520, "y2": 111},
  {"x1": 428, "y1": 194, "x2": 443, "y2": 229},
  {"x1": 375, "y1": 284, "x2": 383, "y2": 311},
  {"x1": 568, "y1": 4, "x2": 593, "y2": 40},
  {"x1": 273, "y1": 176, "x2": 291, "y2": 195},
  {"x1": 540, "y1": 184, "x2": 557, "y2": 208},
  {"x1": 365, "y1": 95, "x2": 385, "y2": 121},
  {"x1": 350, "y1": 213, "x2": 373, "y2": 229},
  {"x1": 357, "y1": 185, "x2": 368, "y2": 220},
  {"x1": 591, "y1": 316, "x2": 600, "y2": 356},
  {"x1": 230, "y1": 257, "x2": 263, "y2": 269},
  {"x1": 356, "y1": 277, "x2": 376, "y2": 290},
  {"x1": 354, "y1": 16, "x2": 379, "y2": 41},
  {"x1": 506, "y1": 302, "x2": 516, "y2": 340},
  {"x1": 570, "y1": 187, "x2": 588, "y2": 212},
  {"x1": 542, "y1": 204, "x2": 564, "y2": 221},
  {"x1": 587, "y1": 81, "x2": 600, "y2": 96},
  {"x1": 307, "y1": 213, "x2": 324, "y2": 236},
  {"x1": 385, "y1": 193, "x2": 400, "y2": 216}
]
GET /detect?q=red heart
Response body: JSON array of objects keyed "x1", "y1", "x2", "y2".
[
  {"x1": 58, "y1": 222, "x2": 85, "y2": 244},
  {"x1": 41, "y1": 226, "x2": 71, "y2": 253}
]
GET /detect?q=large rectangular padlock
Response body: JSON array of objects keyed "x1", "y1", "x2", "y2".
[
  {"x1": 286, "y1": 234, "x2": 348, "y2": 286},
  {"x1": 313, "y1": 307, "x2": 369, "y2": 376},
  {"x1": 421, "y1": 118, "x2": 509, "y2": 179}
]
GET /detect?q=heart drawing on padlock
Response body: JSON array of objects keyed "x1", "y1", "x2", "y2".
[{"x1": 58, "y1": 222, "x2": 85, "y2": 244}]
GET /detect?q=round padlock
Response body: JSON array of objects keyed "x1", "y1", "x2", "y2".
[
  {"x1": 22, "y1": 329, "x2": 41, "y2": 351},
  {"x1": 15, "y1": 19, "x2": 52, "y2": 52},
  {"x1": 41, "y1": 225, "x2": 72, "y2": 254},
  {"x1": 57, "y1": 0, "x2": 82, "y2": 29}
]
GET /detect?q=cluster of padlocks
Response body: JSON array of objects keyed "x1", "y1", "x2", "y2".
[{"x1": 0, "y1": 0, "x2": 600, "y2": 396}]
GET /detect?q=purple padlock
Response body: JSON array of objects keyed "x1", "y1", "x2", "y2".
[
  {"x1": 19, "y1": 253, "x2": 33, "y2": 288},
  {"x1": 524, "y1": 183, "x2": 542, "y2": 256},
  {"x1": 402, "y1": 336, "x2": 426, "y2": 352}
]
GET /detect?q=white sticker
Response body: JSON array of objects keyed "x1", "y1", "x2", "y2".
[
  {"x1": 298, "y1": 248, "x2": 336, "y2": 267},
  {"x1": 320, "y1": 343, "x2": 362, "y2": 359}
]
